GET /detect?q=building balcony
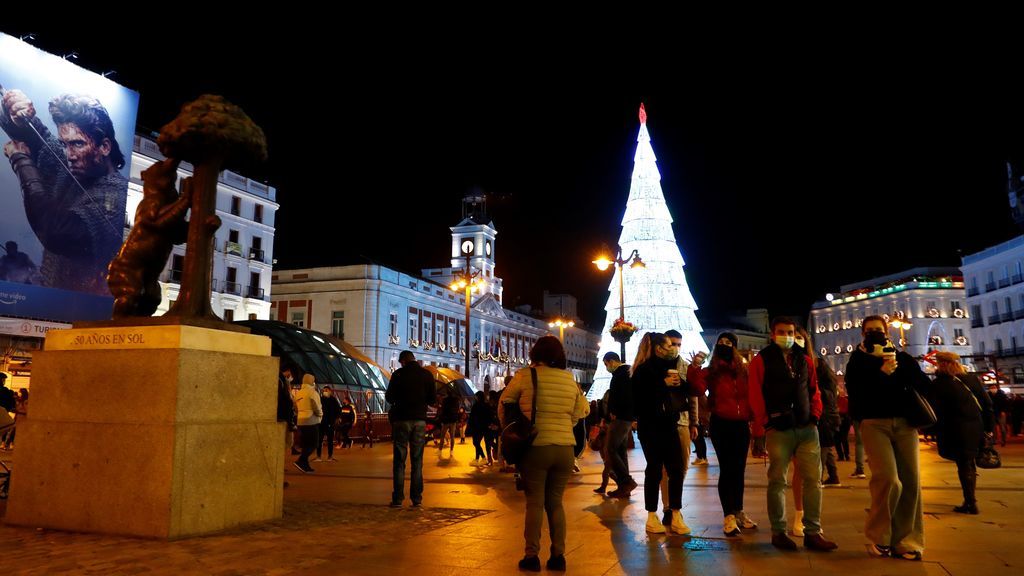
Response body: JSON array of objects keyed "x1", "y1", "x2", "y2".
[
  {"x1": 246, "y1": 285, "x2": 266, "y2": 300},
  {"x1": 1000, "y1": 278, "x2": 1012, "y2": 289},
  {"x1": 971, "y1": 318, "x2": 985, "y2": 328},
  {"x1": 1002, "y1": 312, "x2": 1015, "y2": 323},
  {"x1": 1014, "y1": 274, "x2": 1024, "y2": 285},
  {"x1": 248, "y1": 248, "x2": 266, "y2": 263},
  {"x1": 986, "y1": 282, "x2": 997, "y2": 292},
  {"x1": 1015, "y1": 309, "x2": 1024, "y2": 320},
  {"x1": 224, "y1": 281, "x2": 241, "y2": 296},
  {"x1": 967, "y1": 287, "x2": 980, "y2": 297},
  {"x1": 224, "y1": 241, "x2": 244, "y2": 257},
  {"x1": 988, "y1": 315, "x2": 1001, "y2": 326}
]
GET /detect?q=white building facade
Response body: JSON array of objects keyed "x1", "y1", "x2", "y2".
[
  {"x1": 128, "y1": 135, "x2": 278, "y2": 322},
  {"x1": 270, "y1": 196, "x2": 601, "y2": 389},
  {"x1": 962, "y1": 235, "x2": 1024, "y2": 384},
  {"x1": 809, "y1": 267, "x2": 970, "y2": 375}
]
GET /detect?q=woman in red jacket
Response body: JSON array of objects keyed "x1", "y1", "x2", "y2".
[{"x1": 688, "y1": 332, "x2": 757, "y2": 537}]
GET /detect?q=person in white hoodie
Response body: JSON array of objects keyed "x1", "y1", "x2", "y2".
[{"x1": 293, "y1": 373, "x2": 323, "y2": 473}]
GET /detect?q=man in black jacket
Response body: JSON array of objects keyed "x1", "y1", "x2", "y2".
[
  {"x1": 603, "y1": 352, "x2": 638, "y2": 498},
  {"x1": 386, "y1": 350, "x2": 435, "y2": 508}
]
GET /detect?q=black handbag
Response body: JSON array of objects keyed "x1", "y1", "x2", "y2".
[
  {"x1": 501, "y1": 368, "x2": 538, "y2": 465},
  {"x1": 977, "y1": 438, "x2": 1001, "y2": 469}
]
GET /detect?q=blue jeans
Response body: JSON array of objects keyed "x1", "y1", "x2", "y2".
[{"x1": 392, "y1": 420, "x2": 426, "y2": 504}]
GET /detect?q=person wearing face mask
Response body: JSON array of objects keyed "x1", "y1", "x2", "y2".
[
  {"x1": 631, "y1": 332, "x2": 691, "y2": 535},
  {"x1": 748, "y1": 317, "x2": 837, "y2": 552},
  {"x1": 688, "y1": 332, "x2": 758, "y2": 537},
  {"x1": 655, "y1": 329, "x2": 698, "y2": 529},
  {"x1": 315, "y1": 385, "x2": 342, "y2": 462},
  {"x1": 845, "y1": 315, "x2": 929, "y2": 561}
]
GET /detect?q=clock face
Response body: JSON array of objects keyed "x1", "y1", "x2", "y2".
[
  {"x1": 485, "y1": 242, "x2": 492, "y2": 256},
  {"x1": 461, "y1": 240, "x2": 474, "y2": 254}
]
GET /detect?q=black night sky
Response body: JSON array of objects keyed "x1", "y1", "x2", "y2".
[{"x1": 4, "y1": 24, "x2": 1023, "y2": 329}]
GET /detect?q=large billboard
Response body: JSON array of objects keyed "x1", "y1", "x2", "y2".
[{"x1": 0, "y1": 33, "x2": 139, "y2": 322}]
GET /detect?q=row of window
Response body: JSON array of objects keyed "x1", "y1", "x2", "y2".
[
  {"x1": 817, "y1": 300, "x2": 964, "y2": 333},
  {"x1": 969, "y1": 262, "x2": 1024, "y2": 294},
  {"x1": 229, "y1": 196, "x2": 265, "y2": 224}
]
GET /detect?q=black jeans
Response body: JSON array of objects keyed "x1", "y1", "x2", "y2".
[
  {"x1": 472, "y1": 433, "x2": 486, "y2": 460},
  {"x1": 694, "y1": 425, "x2": 708, "y2": 460},
  {"x1": 638, "y1": 419, "x2": 684, "y2": 511},
  {"x1": 836, "y1": 415, "x2": 852, "y2": 460},
  {"x1": 317, "y1": 423, "x2": 335, "y2": 458},
  {"x1": 339, "y1": 422, "x2": 354, "y2": 448},
  {"x1": 296, "y1": 424, "x2": 318, "y2": 466},
  {"x1": 710, "y1": 416, "x2": 750, "y2": 517}
]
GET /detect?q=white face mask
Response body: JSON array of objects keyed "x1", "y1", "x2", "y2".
[
  {"x1": 794, "y1": 337, "x2": 806, "y2": 348},
  {"x1": 774, "y1": 335, "x2": 795, "y2": 349}
]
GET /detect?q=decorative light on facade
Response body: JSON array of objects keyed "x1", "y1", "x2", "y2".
[
  {"x1": 820, "y1": 347, "x2": 828, "y2": 356},
  {"x1": 953, "y1": 308, "x2": 965, "y2": 318},
  {"x1": 927, "y1": 308, "x2": 939, "y2": 318},
  {"x1": 954, "y1": 335, "x2": 969, "y2": 346}
]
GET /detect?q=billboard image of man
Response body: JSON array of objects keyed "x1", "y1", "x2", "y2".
[
  {"x1": 1, "y1": 90, "x2": 127, "y2": 295},
  {"x1": 0, "y1": 33, "x2": 138, "y2": 321}
]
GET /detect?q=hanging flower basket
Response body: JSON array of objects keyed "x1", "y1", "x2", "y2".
[{"x1": 609, "y1": 319, "x2": 637, "y2": 344}]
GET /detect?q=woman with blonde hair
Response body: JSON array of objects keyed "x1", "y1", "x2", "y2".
[{"x1": 932, "y1": 352, "x2": 993, "y2": 514}]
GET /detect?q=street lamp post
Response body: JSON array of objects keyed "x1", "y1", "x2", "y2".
[
  {"x1": 549, "y1": 318, "x2": 575, "y2": 342},
  {"x1": 890, "y1": 317, "x2": 913, "y2": 349},
  {"x1": 593, "y1": 247, "x2": 645, "y2": 360},
  {"x1": 451, "y1": 240, "x2": 484, "y2": 384}
]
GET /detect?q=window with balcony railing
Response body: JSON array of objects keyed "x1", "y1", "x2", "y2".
[
  {"x1": 248, "y1": 248, "x2": 265, "y2": 263},
  {"x1": 986, "y1": 282, "x2": 997, "y2": 292},
  {"x1": 246, "y1": 285, "x2": 265, "y2": 300},
  {"x1": 225, "y1": 240, "x2": 243, "y2": 257},
  {"x1": 968, "y1": 287, "x2": 980, "y2": 297},
  {"x1": 225, "y1": 281, "x2": 241, "y2": 295},
  {"x1": 1013, "y1": 274, "x2": 1024, "y2": 285},
  {"x1": 988, "y1": 315, "x2": 1001, "y2": 325},
  {"x1": 972, "y1": 318, "x2": 985, "y2": 328},
  {"x1": 1000, "y1": 278, "x2": 1011, "y2": 288}
]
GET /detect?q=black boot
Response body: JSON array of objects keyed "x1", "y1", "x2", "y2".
[{"x1": 956, "y1": 458, "x2": 978, "y2": 514}]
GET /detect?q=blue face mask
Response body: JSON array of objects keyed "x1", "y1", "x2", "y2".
[{"x1": 774, "y1": 335, "x2": 795, "y2": 349}]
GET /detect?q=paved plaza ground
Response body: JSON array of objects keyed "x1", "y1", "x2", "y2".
[{"x1": 2, "y1": 434, "x2": 1021, "y2": 575}]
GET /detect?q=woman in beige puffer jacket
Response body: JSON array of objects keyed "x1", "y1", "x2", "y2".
[{"x1": 500, "y1": 336, "x2": 589, "y2": 572}]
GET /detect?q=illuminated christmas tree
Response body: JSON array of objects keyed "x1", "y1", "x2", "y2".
[{"x1": 589, "y1": 103, "x2": 708, "y2": 399}]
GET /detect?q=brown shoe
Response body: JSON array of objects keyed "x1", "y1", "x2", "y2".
[
  {"x1": 804, "y1": 533, "x2": 838, "y2": 551},
  {"x1": 771, "y1": 532, "x2": 798, "y2": 551}
]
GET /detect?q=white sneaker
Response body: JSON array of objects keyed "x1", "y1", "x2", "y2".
[
  {"x1": 646, "y1": 512, "x2": 667, "y2": 534},
  {"x1": 788, "y1": 510, "x2": 804, "y2": 537},
  {"x1": 311, "y1": 457, "x2": 322, "y2": 462},
  {"x1": 737, "y1": 511, "x2": 757, "y2": 529},
  {"x1": 723, "y1": 514, "x2": 740, "y2": 536},
  {"x1": 670, "y1": 510, "x2": 691, "y2": 535},
  {"x1": 692, "y1": 458, "x2": 708, "y2": 466}
]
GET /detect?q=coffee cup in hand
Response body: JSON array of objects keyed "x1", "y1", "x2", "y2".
[{"x1": 666, "y1": 369, "x2": 680, "y2": 387}]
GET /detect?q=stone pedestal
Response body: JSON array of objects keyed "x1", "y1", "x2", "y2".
[{"x1": 4, "y1": 324, "x2": 284, "y2": 539}]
